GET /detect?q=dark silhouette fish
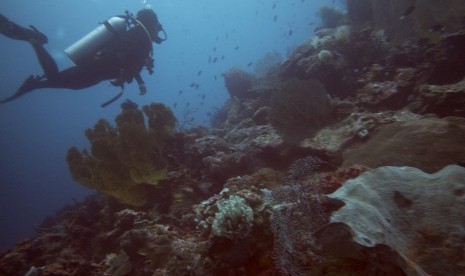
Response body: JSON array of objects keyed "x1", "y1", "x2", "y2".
[
  {"x1": 273, "y1": 15, "x2": 278, "y2": 22},
  {"x1": 198, "y1": 70, "x2": 202, "y2": 76}
]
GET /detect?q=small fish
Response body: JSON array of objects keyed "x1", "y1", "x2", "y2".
[
  {"x1": 272, "y1": 3, "x2": 276, "y2": 9},
  {"x1": 213, "y1": 47, "x2": 217, "y2": 51},
  {"x1": 208, "y1": 56, "x2": 212, "y2": 63},
  {"x1": 186, "y1": 102, "x2": 190, "y2": 107},
  {"x1": 202, "y1": 94, "x2": 206, "y2": 100},
  {"x1": 213, "y1": 57, "x2": 218, "y2": 63},
  {"x1": 399, "y1": 4, "x2": 415, "y2": 20},
  {"x1": 247, "y1": 62, "x2": 253, "y2": 67},
  {"x1": 190, "y1": 83, "x2": 196, "y2": 88},
  {"x1": 288, "y1": 30, "x2": 293, "y2": 36},
  {"x1": 198, "y1": 70, "x2": 202, "y2": 76},
  {"x1": 195, "y1": 84, "x2": 200, "y2": 90},
  {"x1": 309, "y1": 21, "x2": 315, "y2": 26},
  {"x1": 178, "y1": 90, "x2": 183, "y2": 95},
  {"x1": 173, "y1": 102, "x2": 178, "y2": 108},
  {"x1": 273, "y1": 15, "x2": 278, "y2": 22},
  {"x1": 235, "y1": 45, "x2": 239, "y2": 50},
  {"x1": 221, "y1": 55, "x2": 225, "y2": 60},
  {"x1": 214, "y1": 75, "x2": 217, "y2": 81}
]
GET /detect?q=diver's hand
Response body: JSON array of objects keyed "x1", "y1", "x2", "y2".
[{"x1": 138, "y1": 83, "x2": 147, "y2": 95}]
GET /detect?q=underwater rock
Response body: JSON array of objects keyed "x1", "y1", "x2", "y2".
[
  {"x1": 348, "y1": 0, "x2": 465, "y2": 44},
  {"x1": 280, "y1": 27, "x2": 388, "y2": 98},
  {"x1": 323, "y1": 165, "x2": 465, "y2": 275},
  {"x1": 300, "y1": 111, "x2": 420, "y2": 157},
  {"x1": 343, "y1": 116, "x2": 465, "y2": 173},
  {"x1": 357, "y1": 81, "x2": 410, "y2": 110},
  {"x1": 413, "y1": 76, "x2": 465, "y2": 117},
  {"x1": 202, "y1": 151, "x2": 252, "y2": 185},
  {"x1": 193, "y1": 135, "x2": 230, "y2": 157}
]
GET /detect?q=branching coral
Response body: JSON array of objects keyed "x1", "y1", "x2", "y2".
[
  {"x1": 269, "y1": 79, "x2": 332, "y2": 143},
  {"x1": 67, "y1": 101, "x2": 177, "y2": 207}
]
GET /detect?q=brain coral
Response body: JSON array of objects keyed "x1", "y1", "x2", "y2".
[{"x1": 67, "y1": 102, "x2": 176, "y2": 206}]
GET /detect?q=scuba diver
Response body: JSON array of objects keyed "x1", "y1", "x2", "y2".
[{"x1": 0, "y1": 8, "x2": 167, "y2": 107}]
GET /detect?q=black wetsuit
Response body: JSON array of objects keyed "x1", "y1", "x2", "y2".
[
  {"x1": 32, "y1": 23, "x2": 152, "y2": 89},
  {"x1": 0, "y1": 13, "x2": 153, "y2": 104}
]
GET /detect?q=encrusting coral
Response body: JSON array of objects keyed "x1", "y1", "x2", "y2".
[{"x1": 67, "y1": 101, "x2": 176, "y2": 207}]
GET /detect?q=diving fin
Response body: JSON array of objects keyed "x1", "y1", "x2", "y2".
[
  {"x1": 0, "y1": 75, "x2": 43, "y2": 104},
  {"x1": 0, "y1": 13, "x2": 48, "y2": 44}
]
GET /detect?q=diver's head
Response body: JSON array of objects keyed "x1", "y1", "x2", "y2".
[{"x1": 136, "y1": 8, "x2": 162, "y2": 42}]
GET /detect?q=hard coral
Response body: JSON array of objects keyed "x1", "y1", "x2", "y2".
[{"x1": 67, "y1": 102, "x2": 176, "y2": 207}]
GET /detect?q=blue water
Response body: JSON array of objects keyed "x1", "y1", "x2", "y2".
[{"x1": 0, "y1": 0, "x2": 340, "y2": 251}]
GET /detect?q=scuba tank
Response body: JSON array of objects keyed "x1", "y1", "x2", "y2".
[{"x1": 64, "y1": 16, "x2": 126, "y2": 65}]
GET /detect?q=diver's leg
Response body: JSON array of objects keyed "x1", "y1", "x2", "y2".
[
  {"x1": 0, "y1": 63, "x2": 118, "y2": 104},
  {"x1": 30, "y1": 42, "x2": 59, "y2": 80},
  {"x1": 0, "y1": 13, "x2": 47, "y2": 44}
]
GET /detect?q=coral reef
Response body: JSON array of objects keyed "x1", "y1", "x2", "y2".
[
  {"x1": 3, "y1": 9, "x2": 465, "y2": 276},
  {"x1": 347, "y1": 0, "x2": 465, "y2": 44},
  {"x1": 67, "y1": 101, "x2": 176, "y2": 207}
]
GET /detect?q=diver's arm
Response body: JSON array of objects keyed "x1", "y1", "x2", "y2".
[{"x1": 134, "y1": 73, "x2": 146, "y2": 95}]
